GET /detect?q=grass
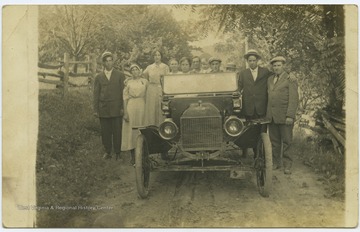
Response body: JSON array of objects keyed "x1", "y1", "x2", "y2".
[
  {"x1": 36, "y1": 88, "x2": 108, "y2": 227},
  {"x1": 292, "y1": 126, "x2": 345, "y2": 200}
]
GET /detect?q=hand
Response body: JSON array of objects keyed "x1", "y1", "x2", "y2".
[
  {"x1": 93, "y1": 112, "x2": 99, "y2": 118},
  {"x1": 123, "y1": 112, "x2": 129, "y2": 122},
  {"x1": 285, "y1": 117, "x2": 294, "y2": 125},
  {"x1": 288, "y1": 73, "x2": 297, "y2": 82}
]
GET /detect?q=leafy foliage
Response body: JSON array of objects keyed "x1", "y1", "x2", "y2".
[
  {"x1": 39, "y1": 6, "x2": 193, "y2": 69},
  {"x1": 192, "y1": 5, "x2": 345, "y2": 113}
]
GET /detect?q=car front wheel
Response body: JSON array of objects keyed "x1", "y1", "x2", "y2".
[
  {"x1": 255, "y1": 132, "x2": 272, "y2": 197},
  {"x1": 135, "y1": 134, "x2": 150, "y2": 198}
]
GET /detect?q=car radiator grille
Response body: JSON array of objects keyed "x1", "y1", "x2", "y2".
[{"x1": 181, "y1": 116, "x2": 223, "y2": 150}]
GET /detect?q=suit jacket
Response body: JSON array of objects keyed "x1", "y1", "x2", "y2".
[
  {"x1": 266, "y1": 72, "x2": 299, "y2": 124},
  {"x1": 93, "y1": 69, "x2": 125, "y2": 118},
  {"x1": 239, "y1": 67, "x2": 272, "y2": 117}
]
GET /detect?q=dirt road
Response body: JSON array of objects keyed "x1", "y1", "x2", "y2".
[{"x1": 65, "y1": 138, "x2": 345, "y2": 228}]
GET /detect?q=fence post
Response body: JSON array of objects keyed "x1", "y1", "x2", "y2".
[
  {"x1": 90, "y1": 54, "x2": 98, "y2": 90},
  {"x1": 63, "y1": 53, "x2": 70, "y2": 97},
  {"x1": 85, "y1": 55, "x2": 90, "y2": 73}
]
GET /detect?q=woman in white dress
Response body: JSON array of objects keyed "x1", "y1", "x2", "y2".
[
  {"x1": 122, "y1": 64, "x2": 148, "y2": 164},
  {"x1": 143, "y1": 50, "x2": 169, "y2": 126}
]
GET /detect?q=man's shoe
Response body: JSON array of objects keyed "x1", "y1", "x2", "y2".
[
  {"x1": 115, "y1": 153, "x2": 121, "y2": 160},
  {"x1": 284, "y1": 169, "x2": 292, "y2": 175},
  {"x1": 129, "y1": 150, "x2": 135, "y2": 166},
  {"x1": 103, "y1": 153, "x2": 112, "y2": 159},
  {"x1": 129, "y1": 157, "x2": 135, "y2": 165}
]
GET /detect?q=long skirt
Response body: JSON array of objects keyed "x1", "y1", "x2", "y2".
[
  {"x1": 121, "y1": 97, "x2": 145, "y2": 151},
  {"x1": 144, "y1": 83, "x2": 165, "y2": 126}
]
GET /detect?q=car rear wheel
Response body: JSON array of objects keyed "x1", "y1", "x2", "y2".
[
  {"x1": 255, "y1": 132, "x2": 272, "y2": 197},
  {"x1": 135, "y1": 134, "x2": 150, "y2": 198}
]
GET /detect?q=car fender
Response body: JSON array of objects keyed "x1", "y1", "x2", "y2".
[{"x1": 138, "y1": 126, "x2": 172, "y2": 154}]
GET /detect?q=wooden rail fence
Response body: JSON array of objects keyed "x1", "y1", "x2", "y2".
[
  {"x1": 299, "y1": 110, "x2": 345, "y2": 155},
  {"x1": 38, "y1": 53, "x2": 99, "y2": 97},
  {"x1": 320, "y1": 111, "x2": 345, "y2": 155}
]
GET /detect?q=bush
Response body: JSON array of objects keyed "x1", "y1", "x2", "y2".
[{"x1": 292, "y1": 126, "x2": 345, "y2": 199}]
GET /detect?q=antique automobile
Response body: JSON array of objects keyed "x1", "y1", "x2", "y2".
[{"x1": 134, "y1": 72, "x2": 272, "y2": 198}]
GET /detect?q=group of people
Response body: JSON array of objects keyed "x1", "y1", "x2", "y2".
[
  {"x1": 168, "y1": 55, "x2": 225, "y2": 74},
  {"x1": 93, "y1": 50, "x2": 168, "y2": 164},
  {"x1": 93, "y1": 48, "x2": 299, "y2": 174},
  {"x1": 239, "y1": 50, "x2": 299, "y2": 175}
]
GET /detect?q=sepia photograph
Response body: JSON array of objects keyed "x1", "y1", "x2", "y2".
[{"x1": 2, "y1": 3, "x2": 358, "y2": 229}]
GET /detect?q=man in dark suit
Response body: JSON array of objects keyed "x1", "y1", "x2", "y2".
[
  {"x1": 266, "y1": 56, "x2": 299, "y2": 174},
  {"x1": 239, "y1": 49, "x2": 272, "y2": 119},
  {"x1": 93, "y1": 52, "x2": 125, "y2": 160},
  {"x1": 239, "y1": 50, "x2": 272, "y2": 157}
]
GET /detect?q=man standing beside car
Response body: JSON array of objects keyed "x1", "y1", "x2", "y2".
[
  {"x1": 238, "y1": 50, "x2": 272, "y2": 157},
  {"x1": 266, "y1": 56, "x2": 299, "y2": 174},
  {"x1": 93, "y1": 52, "x2": 125, "y2": 160}
]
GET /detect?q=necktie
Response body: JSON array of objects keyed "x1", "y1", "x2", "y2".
[{"x1": 274, "y1": 75, "x2": 279, "y2": 84}]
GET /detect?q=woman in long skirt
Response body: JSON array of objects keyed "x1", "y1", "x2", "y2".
[
  {"x1": 143, "y1": 50, "x2": 169, "y2": 126},
  {"x1": 122, "y1": 64, "x2": 148, "y2": 164}
]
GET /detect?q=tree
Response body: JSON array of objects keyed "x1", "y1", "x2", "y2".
[
  {"x1": 39, "y1": 6, "x2": 98, "y2": 65},
  {"x1": 191, "y1": 5, "x2": 345, "y2": 115},
  {"x1": 39, "y1": 5, "x2": 193, "y2": 71}
]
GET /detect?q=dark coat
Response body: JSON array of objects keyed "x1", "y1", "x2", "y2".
[
  {"x1": 266, "y1": 72, "x2": 299, "y2": 124},
  {"x1": 239, "y1": 67, "x2": 272, "y2": 117},
  {"x1": 93, "y1": 69, "x2": 125, "y2": 118}
]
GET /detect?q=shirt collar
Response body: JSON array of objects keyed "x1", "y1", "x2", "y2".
[
  {"x1": 104, "y1": 68, "x2": 113, "y2": 73},
  {"x1": 250, "y1": 67, "x2": 258, "y2": 72}
]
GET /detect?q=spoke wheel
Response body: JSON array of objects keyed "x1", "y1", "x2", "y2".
[
  {"x1": 135, "y1": 134, "x2": 150, "y2": 198},
  {"x1": 255, "y1": 133, "x2": 272, "y2": 197}
]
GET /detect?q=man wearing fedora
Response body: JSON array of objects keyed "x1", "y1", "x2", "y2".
[
  {"x1": 238, "y1": 49, "x2": 272, "y2": 157},
  {"x1": 93, "y1": 52, "x2": 125, "y2": 160},
  {"x1": 225, "y1": 63, "x2": 237, "y2": 72},
  {"x1": 266, "y1": 56, "x2": 299, "y2": 174}
]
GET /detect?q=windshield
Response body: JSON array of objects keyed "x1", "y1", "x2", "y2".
[{"x1": 163, "y1": 72, "x2": 238, "y2": 94}]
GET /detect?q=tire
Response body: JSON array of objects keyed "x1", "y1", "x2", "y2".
[
  {"x1": 255, "y1": 132, "x2": 272, "y2": 197},
  {"x1": 135, "y1": 134, "x2": 150, "y2": 198}
]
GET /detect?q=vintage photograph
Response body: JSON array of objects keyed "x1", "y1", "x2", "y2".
[{"x1": 2, "y1": 4, "x2": 358, "y2": 228}]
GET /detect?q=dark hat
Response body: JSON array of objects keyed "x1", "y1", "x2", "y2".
[
  {"x1": 101, "y1": 51, "x2": 113, "y2": 61},
  {"x1": 244, "y1": 49, "x2": 261, "y2": 59},
  {"x1": 270, "y1": 56, "x2": 286, "y2": 64},
  {"x1": 208, "y1": 57, "x2": 222, "y2": 64}
]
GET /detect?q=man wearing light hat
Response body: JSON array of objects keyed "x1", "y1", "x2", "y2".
[
  {"x1": 93, "y1": 52, "x2": 126, "y2": 160},
  {"x1": 208, "y1": 57, "x2": 223, "y2": 73},
  {"x1": 238, "y1": 49, "x2": 272, "y2": 157},
  {"x1": 266, "y1": 56, "x2": 299, "y2": 174},
  {"x1": 225, "y1": 63, "x2": 237, "y2": 72}
]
